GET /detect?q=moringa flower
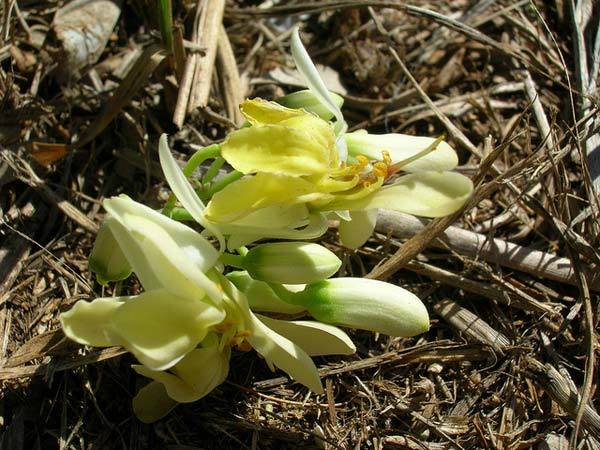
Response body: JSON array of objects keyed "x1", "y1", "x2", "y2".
[
  {"x1": 196, "y1": 30, "x2": 473, "y2": 249},
  {"x1": 61, "y1": 195, "x2": 225, "y2": 370},
  {"x1": 62, "y1": 195, "x2": 356, "y2": 421},
  {"x1": 202, "y1": 98, "x2": 472, "y2": 248}
]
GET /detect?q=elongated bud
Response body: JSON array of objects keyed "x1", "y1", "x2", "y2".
[
  {"x1": 277, "y1": 89, "x2": 344, "y2": 121},
  {"x1": 242, "y1": 242, "x2": 341, "y2": 284},
  {"x1": 226, "y1": 271, "x2": 306, "y2": 314},
  {"x1": 88, "y1": 217, "x2": 132, "y2": 285},
  {"x1": 290, "y1": 278, "x2": 430, "y2": 337}
]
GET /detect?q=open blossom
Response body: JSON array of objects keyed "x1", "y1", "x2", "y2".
[
  {"x1": 62, "y1": 162, "x2": 356, "y2": 422},
  {"x1": 191, "y1": 28, "x2": 473, "y2": 249},
  {"x1": 201, "y1": 98, "x2": 472, "y2": 248}
]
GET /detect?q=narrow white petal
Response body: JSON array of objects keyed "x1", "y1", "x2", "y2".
[
  {"x1": 291, "y1": 29, "x2": 348, "y2": 159},
  {"x1": 247, "y1": 312, "x2": 323, "y2": 393},
  {"x1": 327, "y1": 172, "x2": 473, "y2": 218},
  {"x1": 257, "y1": 315, "x2": 355, "y2": 356},
  {"x1": 345, "y1": 131, "x2": 458, "y2": 172},
  {"x1": 158, "y1": 134, "x2": 225, "y2": 249}
]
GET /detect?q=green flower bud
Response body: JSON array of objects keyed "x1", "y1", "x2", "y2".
[
  {"x1": 88, "y1": 218, "x2": 132, "y2": 285},
  {"x1": 226, "y1": 271, "x2": 305, "y2": 315},
  {"x1": 277, "y1": 89, "x2": 344, "y2": 121},
  {"x1": 242, "y1": 242, "x2": 341, "y2": 284},
  {"x1": 290, "y1": 278, "x2": 430, "y2": 337}
]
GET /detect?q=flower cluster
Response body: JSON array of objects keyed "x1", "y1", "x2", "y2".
[{"x1": 60, "y1": 29, "x2": 472, "y2": 422}]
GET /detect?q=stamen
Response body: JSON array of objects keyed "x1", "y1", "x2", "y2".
[
  {"x1": 382, "y1": 150, "x2": 392, "y2": 165},
  {"x1": 373, "y1": 162, "x2": 388, "y2": 178}
]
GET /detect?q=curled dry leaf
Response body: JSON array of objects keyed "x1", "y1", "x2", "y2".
[{"x1": 48, "y1": 0, "x2": 122, "y2": 83}]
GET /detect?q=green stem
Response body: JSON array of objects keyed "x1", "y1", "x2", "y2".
[
  {"x1": 157, "y1": 0, "x2": 173, "y2": 53},
  {"x1": 267, "y1": 283, "x2": 296, "y2": 304},
  {"x1": 219, "y1": 253, "x2": 245, "y2": 269},
  {"x1": 184, "y1": 144, "x2": 221, "y2": 176},
  {"x1": 167, "y1": 207, "x2": 194, "y2": 221},
  {"x1": 162, "y1": 144, "x2": 221, "y2": 216},
  {"x1": 200, "y1": 170, "x2": 243, "y2": 201},
  {"x1": 203, "y1": 157, "x2": 225, "y2": 184}
]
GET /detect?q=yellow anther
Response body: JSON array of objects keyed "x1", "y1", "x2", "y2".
[
  {"x1": 381, "y1": 150, "x2": 392, "y2": 165},
  {"x1": 356, "y1": 155, "x2": 369, "y2": 167},
  {"x1": 373, "y1": 162, "x2": 388, "y2": 178}
]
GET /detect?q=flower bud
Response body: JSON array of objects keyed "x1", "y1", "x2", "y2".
[
  {"x1": 88, "y1": 218, "x2": 132, "y2": 285},
  {"x1": 242, "y1": 242, "x2": 341, "y2": 284},
  {"x1": 226, "y1": 271, "x2": 306, "y2": 315},
  {"x1": 277, "y1": 89, "x2": 344, "y2": 121},
  {"x1": 290, "y1": 278, "x2": 430, "y2": 337}
]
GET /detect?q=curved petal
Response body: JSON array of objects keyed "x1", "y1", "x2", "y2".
[
  {"x1": 60, "y1": 297, "x2": 122, "y2": 347},
  {"x1": 158, "y1": 134, "x2": 225, "y2": 248},
  {"x1": 132, "y1": 381, "x2": 178, "y2": 423},
  {"x1": 217, "y1": 274, "x2": 323, "y2": 393},
  {"x1": 220, "y1": 120, "x2": 334, "y2": 176},
  {"x1": 240, "y1": 97, "x2": 305, "y2": 125},
  {"x1": 104, "y1": 196, "x2": 223, "y2": 303},
  {"x1": 290, "y1": 29, "x2": 347, "y2": 145},
  {"x1": 338, "y1": 209, "x2": 378, "y2": 249},
  {"x1": 326, "y1": 172, "x2": 473, "y2": 217},
  {"x1": 345, "y1": 131, "x2": 458, "y2": 172},
  {"x1": 257, "y1": 315, "x2": 356, "y2": 356},
  {"x1": 111, "y1": 290, "x2": 225, "y2": 371},
  {"x1": 246, "y1": 313, "x2": 323, "y2": 393},
  {"x1": 205, "y1": 173, "x2": 329, "y2": 223},
  {"x1": 172, "y1": 344, "x2": 230, "y2": 394},
  {"x1": 132, "y1": 343, "x2": 229, "y2": 404},
  {"x1": 106, "y1": 195, "x2": 219, "y2": 271},
  {"x1": 133, "y1": 365, "x2": 198, "y2": 403}
]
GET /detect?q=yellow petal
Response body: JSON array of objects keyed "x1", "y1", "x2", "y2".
[
  {"x1": 205, "y1": 173, "x2": 328, "y2": 223},
  {"x1": 257, "y1": 315, "x2": 356, "y2": 356},
  {"x1": 60, "y1": 297, "x2": 122, "y2": 347},
  {"x1": 111, "y1": 290, "x2": 225, "y2": 371},
  {"x1": 240, "y1": 98, "x2": 305, "y2": 125},
  {"x1": 132, "y1": 345, "x2": 229, "y2": 403},
  {"x1": 132, "y1": 381, "x2": 178, "y2": 423},
  {"x1": 326, "y1": 172, "x2": 473, "y2": 217},
  {"x1": 221, "y1": 116, "x2": 336, "y2": 176},
  {"x1": 217, "y1": 274, "x2": 323, "y2": 393}
]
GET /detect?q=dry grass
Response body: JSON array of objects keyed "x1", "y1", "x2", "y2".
[{"x1": 1, "y1": 1, "x2": 599, "y2": 448}]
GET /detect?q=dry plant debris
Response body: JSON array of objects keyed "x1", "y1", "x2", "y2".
[{"x1": 1, "y1": 0, "x2": 599, "y2": 448}]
